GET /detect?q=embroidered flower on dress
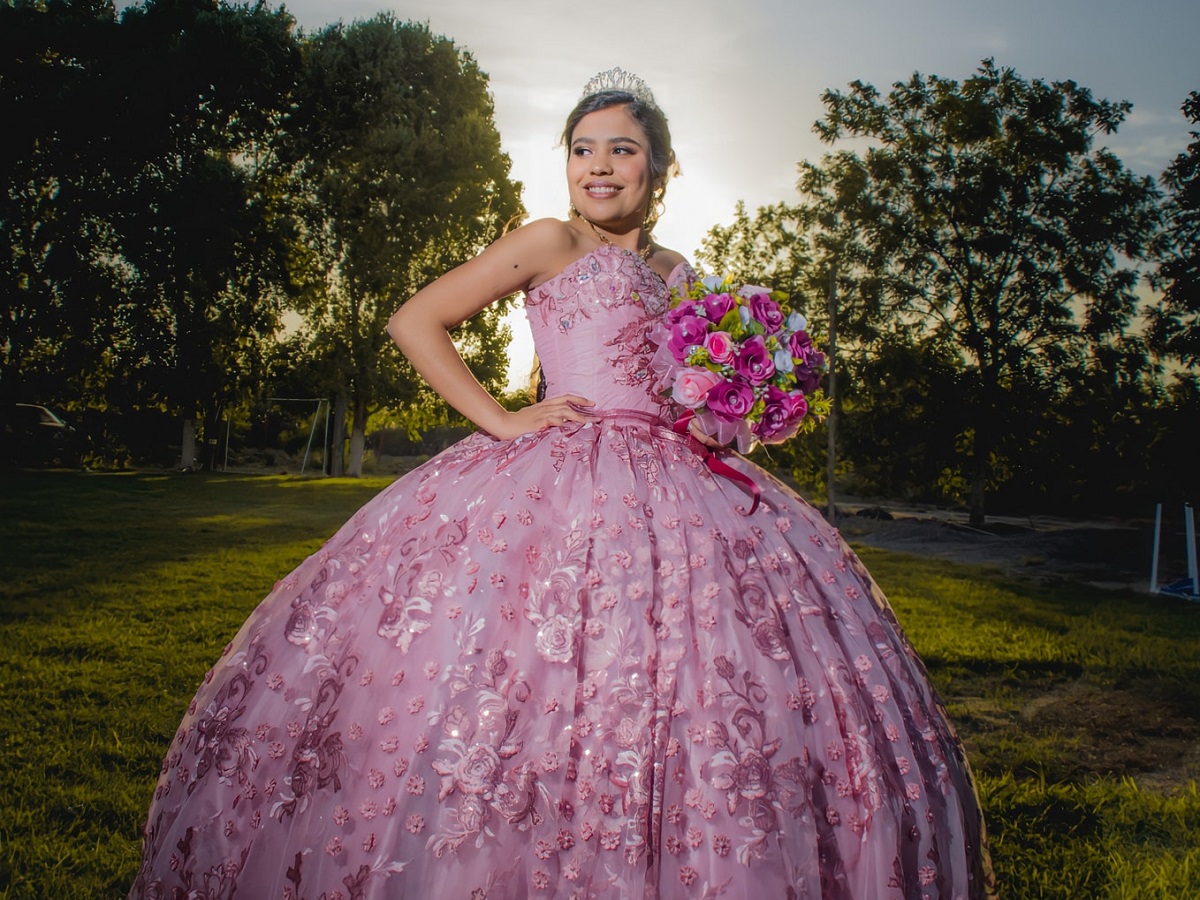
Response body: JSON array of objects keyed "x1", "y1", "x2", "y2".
[{"x1": 535, "y1": 616, "x2": 576, "y2": 663}]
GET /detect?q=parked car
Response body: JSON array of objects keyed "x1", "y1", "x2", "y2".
[{"x1": 1, "y1": 403, "x2": 83, "y2": 467}]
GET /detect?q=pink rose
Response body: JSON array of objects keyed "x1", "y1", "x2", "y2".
[
  {"x1": 704, "y1": 331, "x2": 735, "y2": 364},
  {"x1": 733, "y1": 335, "x2": 774, "y2": 385},
  {"x1": 667, "y1": 316, "x2": 708, "y2": 362},
  {"x1": 671, "y1": 367, "x2": 722, "y2": 409},
  {"x1": 702, "y1": 292, "x2": 735, "y2": 322},
  {"x1": 705, "y1": 380, "x2": 755, "y2": 422}
]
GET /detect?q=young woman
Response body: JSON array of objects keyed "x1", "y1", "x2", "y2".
[{"x1": 131, "y1": 69, "x2": 992, "y2": 899}]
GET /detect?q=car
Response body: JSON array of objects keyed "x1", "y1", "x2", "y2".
[{"x1": 1, "y1": 403, "x2": 83, "y2": 467}]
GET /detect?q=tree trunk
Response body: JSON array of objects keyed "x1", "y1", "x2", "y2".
[
  {"x1": 968, "y1": 468, "x2": 987, "y2": 527},
  {"x1": 179, "y1": 418, "x2": 197, "y2": 471},
  {"x1": 348, "y1": 398, "x2": 367, "y2": 478},
  {"x1": 968, "y1": 375, "x2": 995, "y2": 527},
  {"x1": 329, "y1": 392, "x2": 347, "y2": 477}
]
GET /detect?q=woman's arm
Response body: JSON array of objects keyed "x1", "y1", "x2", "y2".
[{"x1": 387, "y1": 219, "x2": 595, "y2": 440}]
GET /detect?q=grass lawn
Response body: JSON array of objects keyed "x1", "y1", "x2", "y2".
[{"x1": 1, "y1": 470, "x2": 1198, "y2": 898}]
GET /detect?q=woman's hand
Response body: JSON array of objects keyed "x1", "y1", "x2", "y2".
[
  {"x1": 490, "y1": 395, "x2": 596, "y2": 440},
  {"x1": 687, "y1": 416, "x2": 726, "y2": 450}
]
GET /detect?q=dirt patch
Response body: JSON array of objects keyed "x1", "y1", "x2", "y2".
[
  {"x1": 840, "y1": 509, "x2": 1193, "y2": 594},
  {"x1": 837, "y1": 506, "x2": 1200, "y2": 791},
  {"x1": 1023, "y1": 681, "x2": 1200, "y2": 789}
]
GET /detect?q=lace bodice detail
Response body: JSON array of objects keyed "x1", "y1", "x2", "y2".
[{"x1": 524, "y1": 244, "x2": 693, "y2": 417}]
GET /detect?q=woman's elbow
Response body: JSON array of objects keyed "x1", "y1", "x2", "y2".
[
  {"x1": 386, "y1": 307, "x2": 406, "y2": 345},
  {"x1": 387, "y1": 303, "x2": 421, "y2": 353}
]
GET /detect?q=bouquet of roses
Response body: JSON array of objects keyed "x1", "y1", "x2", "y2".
[{"x1": 649, "y1": 274, "x2": 829, "y2": 453}]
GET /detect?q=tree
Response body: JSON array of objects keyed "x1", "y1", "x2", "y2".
[
  {"x1": 109, "y1": 0, "x2": 300, "y2": 467},
  {"x1": 281, "y1": 15, "x2": 522, "y2": 476},
  {"x1": 1151, "y1": 91, "x2": 1200, "y2": 365},
  {"x1": 0, "y1": 0, "x2": 126, "y2": 413},
  {"x1": 0, "y1": 0, "x2": 301, "y2": 467},
  {"x1": 799, "y1": 59, "x2": 1161, "y2": 523}
]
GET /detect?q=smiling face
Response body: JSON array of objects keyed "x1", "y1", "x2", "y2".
[{"x1": 566, "y1": 105, "x2": 655, "y2": 232}]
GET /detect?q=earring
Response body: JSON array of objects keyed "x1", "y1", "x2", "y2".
[{"x1": 643, "y1": 189, "x2": 665, "y2": 232}]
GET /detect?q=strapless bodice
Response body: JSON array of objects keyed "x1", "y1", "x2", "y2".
[{"x1": 523, "y1": 244, "x2": 691, "y2": 417}]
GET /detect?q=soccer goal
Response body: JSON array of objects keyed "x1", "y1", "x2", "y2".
[
  {"x1": 215, "y1": 397, "x2": 331, "y2": 475},
  {"x1": 1150, "y1": 502, "x2": 1199, "y2": 600}
]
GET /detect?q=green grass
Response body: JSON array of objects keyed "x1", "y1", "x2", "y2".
[{"x1": 2, "y1": 470, "x2": 1199, "y2": 898}]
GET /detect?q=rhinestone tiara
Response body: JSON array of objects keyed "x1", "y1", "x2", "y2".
[{"x1": 580, "y1": 67, "x2": 657, "y2": 106}]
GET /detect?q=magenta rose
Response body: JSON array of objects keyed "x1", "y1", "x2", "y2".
[
  {"x1": 792, "y1": 345, "x2": 826, "y2": 394},
  {"x1": 788, "y1": 329, "x2": 813, "y2": 355},
  {"x1": 704, "y1": 331, "x2": 735, "y2": 364},
  {"x1": 748, "y1": 294, "x2": 783, "y2": 333},
  {"x1": 733, "y1": 335, "x2": 775, "y2": 385},
  {"x1": 667, "y1": 315, "x2": 708, "y2": 362},
  {"x1": 705, "y1": 380, "x2": 755, "y2": 423},
  {"x1": 702, "y1": 292, "x2": 735, "y2": 322},
  {"x1": 665, "y1": 300, "x2": 701, "y2": 326},
  {"x1": 754, "y1": 386, "x2": 807, "y2": 443},
  {"x1": 671, "y1": 367, "x2": 723, "y2": 409}
]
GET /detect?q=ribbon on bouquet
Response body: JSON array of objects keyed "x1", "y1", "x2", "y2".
[{"x1": 673, "y1": 411, "x2": 762, "y2": 516}]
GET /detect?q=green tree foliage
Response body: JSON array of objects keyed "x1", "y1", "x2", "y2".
[
  {"x1": 111, "y1": 0, "x2": 300, "y2": 466},
  {"x1": 1151, "y1": 91, "x2": 1200, "y2": 365},
  {"x1": 279, "y1": 15, "x2": 522, "y2": 476},
  {"x1": 0, "y1": 0, "x2": 127, "y2": 410},
  {"x1": 799, "y1": 59, "x2": 1161, "y2": 523},
  {"x1": 0, "y1": 0, "x2": 301, "y2": 467}
]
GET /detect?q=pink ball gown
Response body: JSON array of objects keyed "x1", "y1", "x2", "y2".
[{"x1": 131, "y1": 243, "x2": 991, "y2": 899}]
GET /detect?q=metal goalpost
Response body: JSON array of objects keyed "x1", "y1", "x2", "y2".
[
  {"x1": 1150, "y1": 502, "x2": 1199, "y2": 600},
  {"x1": 218, "y1": 397, "x2": 331, "y2": 475}
]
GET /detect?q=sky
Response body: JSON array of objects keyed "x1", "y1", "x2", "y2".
[{"x1": 280, "y1": 0, "x2": 1199, "y2": 386}]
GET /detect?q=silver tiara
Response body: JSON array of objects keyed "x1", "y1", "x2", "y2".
[{"x1": 580, "y1": 67, "x2": 657, "y2": 105}]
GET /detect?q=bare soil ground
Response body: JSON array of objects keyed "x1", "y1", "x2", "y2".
[
  {"x1": 838, "y1": 504, "x2": 1200, "y2": 792},
  {"x1": 839, "y1": 504, "x2": 1192, "y2": 594}
]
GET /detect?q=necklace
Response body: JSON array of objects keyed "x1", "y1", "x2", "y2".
[{"x1": 585, "y1": 217, "x2": 653, "y2": 261}]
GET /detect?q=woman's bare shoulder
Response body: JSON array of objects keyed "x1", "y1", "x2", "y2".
[
  {"x1": 505, "y1": 218, "x2": 581, "y2": 255},
  {"x1": 484, "y1": 218, "x2": 590, "y2": 287},
  {"x1": 649, "y1": 244, "x2": 688, "y2": 280}
]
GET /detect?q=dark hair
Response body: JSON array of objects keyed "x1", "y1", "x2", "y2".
[{"x1": 562, "y1": 90, "x2": 680, "y2": 231}]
